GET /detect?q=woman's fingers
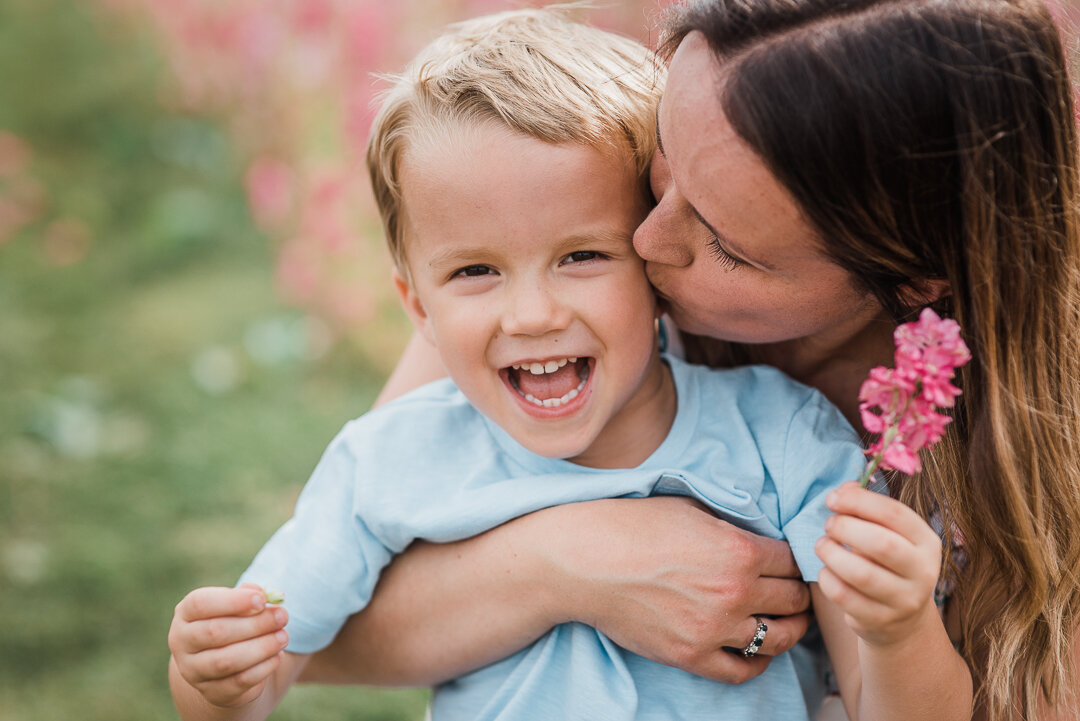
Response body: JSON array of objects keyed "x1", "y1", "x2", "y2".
[
  {"x1": 731, "y1": 612, "x2": 810, "y2": 658},
  {"x1": 691, "y1": 648, "x2": 772, "y2": 684},
  {"x1": 747, "y1": 576, "x2": 811, "y2": 618},
  {"x1": 679, "y1": 612, "x2": 809, "y2": 683},
  {"x1": 749, "y1": 532, "x2": 805, "y2": 580}
]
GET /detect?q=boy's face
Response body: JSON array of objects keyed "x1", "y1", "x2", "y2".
[{"x1": 394, "y1": 124, "x2": 671, "y2": 468}]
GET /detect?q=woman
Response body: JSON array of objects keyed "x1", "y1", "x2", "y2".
[{"x1": 305, "y1": 1, "x2": 1080, "y2": 718}]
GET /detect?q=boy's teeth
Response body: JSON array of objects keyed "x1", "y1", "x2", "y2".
[
  {"x1": 521, "y1": 375, "x2": 587, "y2": 408},
  {"x1": 512, "y1": 358, "x2": 572, "y2": 375}
]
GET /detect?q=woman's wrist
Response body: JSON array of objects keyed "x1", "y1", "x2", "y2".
[{"x1": 505, "y1": 503, "x2": 595, "y2": 629}]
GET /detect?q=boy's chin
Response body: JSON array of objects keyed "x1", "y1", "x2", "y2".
[{"x1": 514, "y1": 436, "x2": 592, "y2": 464}]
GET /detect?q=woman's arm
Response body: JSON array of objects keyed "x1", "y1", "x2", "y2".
[
  {"x1": 302, "y1": 330, "x2": 813, "y2": 686},
  {"x1": 373, "y1": 331, "x2": 446, "y2": 407},
  {"x1": 301, "y1": 496, "x2": 815, "y2": 686}
]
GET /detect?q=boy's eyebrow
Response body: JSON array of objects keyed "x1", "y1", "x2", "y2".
[
  {"x1": 426, "y1": 230, "x2": 635, "y2": 269},
  {"x1": 426, "y1": 246, "x2": 489, "y2": 269}
]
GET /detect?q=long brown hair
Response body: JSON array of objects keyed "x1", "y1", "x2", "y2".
[{"x1": 664, "y1": 1, "x2": 1080, "y2": 718}]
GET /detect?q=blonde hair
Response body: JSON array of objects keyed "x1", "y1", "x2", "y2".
[
  {"x1": 666, "y1": 1, "x2": 1080, "y2": 718},
  {"x1": 365, "y1": 5, "x2": 664, "y2": 275}
]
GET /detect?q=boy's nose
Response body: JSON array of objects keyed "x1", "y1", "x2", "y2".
[{"x1": 501, "y1": 281, "x2": 572, "y2": 337}]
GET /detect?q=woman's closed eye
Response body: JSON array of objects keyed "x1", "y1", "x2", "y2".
[{"x1": 706, "y1": 235, "x2": 744, "y2": 270}]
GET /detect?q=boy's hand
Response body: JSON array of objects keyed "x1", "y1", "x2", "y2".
[
  {"x1": 168, "y1": 583, "x2": 290, "y2": 708},
  {"x1": 814, "y1": 482, "x2": 943, "y2": 647}
]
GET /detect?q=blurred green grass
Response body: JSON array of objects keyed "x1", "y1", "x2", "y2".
[{"x1": 0, "y1": 0, "x2": 426, "y2": 718}]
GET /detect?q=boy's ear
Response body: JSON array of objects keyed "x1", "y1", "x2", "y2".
[
  {"x1": 899, "y1": 278, "x2": 951, "y2": 308},
  {"x1": 393, "y1": 268, "x2": 437, "y2": 346}
]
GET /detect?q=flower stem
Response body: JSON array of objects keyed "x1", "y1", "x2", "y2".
[{"x1": 858, "y1": 455, "x2": 881, "y2": 488}]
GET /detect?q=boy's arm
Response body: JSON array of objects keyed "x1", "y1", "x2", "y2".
[
  {"x1": 812, "y1": 586, "x2": 971, "y2": 721},
  {"x1": 812, "y1": 483, "x2": 973, "y2": 721},
  {"x1": 168, "y1": 585, "x2": 310, "y2": 721}
]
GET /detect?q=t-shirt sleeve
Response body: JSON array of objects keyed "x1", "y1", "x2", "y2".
[
  {"x1": 237, "y1": 424, "x2": 394, "y2": 653},
  {"x1": 778, "y1": 392, "x2": 867, "y2": 582}
]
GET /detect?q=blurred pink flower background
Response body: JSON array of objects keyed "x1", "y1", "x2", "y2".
[
  {"x1": 58, "y1": 0, "x2": 675, "y2": 342},
  {"x1": 1, "y1": 0, "x2": 1075, "y2": 335}
]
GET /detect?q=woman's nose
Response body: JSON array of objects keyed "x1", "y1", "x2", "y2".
[
  {"x1": 634, "y1": 201, "x2": 694, "y2": 268},
  {"x1": 634, "y1": 155, "x2": 694, "y2": 267},
  {"x1": 500, "y1": 281, "x2": 572, "y2": 337}
]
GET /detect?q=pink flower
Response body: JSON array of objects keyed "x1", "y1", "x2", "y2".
[
  {"x1": 857, "y1": 308, "x2": 970, "y2": 486},
  {"x1": 246, "y1": 157, "x2": 295, "y2": 230},
  {"x1": 880, "y1": 438, "x2": 921, "y2": 475}
]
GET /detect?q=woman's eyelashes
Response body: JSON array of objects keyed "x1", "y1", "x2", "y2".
[{"x1": 706, "y1": 235, "x2": 744, "y2": 270}]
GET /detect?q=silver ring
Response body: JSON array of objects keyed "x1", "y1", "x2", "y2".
[{"x1": 742, "y1": 617, "x2": 768, "y2": 658}]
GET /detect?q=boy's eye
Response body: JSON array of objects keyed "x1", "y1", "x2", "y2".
[
  {"x1": 452, "y1": 265, "x2": 496, "y2": 278},
  {"x1": 562, "y1": 251, "x2": 601, "y2": 264}
]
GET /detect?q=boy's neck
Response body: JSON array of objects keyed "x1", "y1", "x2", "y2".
[{"x1": 568, "y1": 353, "x2": 677, "y2": 470}]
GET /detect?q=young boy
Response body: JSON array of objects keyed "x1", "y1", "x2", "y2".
[{"x1": 168, "y1": 8, "x2": 866, "y2": 720}]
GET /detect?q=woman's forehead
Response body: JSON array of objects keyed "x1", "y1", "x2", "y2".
[{"x1": 659, "y1": 36, "x2": 826, "y2": 270}]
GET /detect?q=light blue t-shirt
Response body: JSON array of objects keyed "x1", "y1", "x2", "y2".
[{"x1": 240, "y1": 356, "x2": 865, "y2": 720}]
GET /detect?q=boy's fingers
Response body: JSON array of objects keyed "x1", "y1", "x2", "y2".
[
  {"x1": 815, "y1": 567, "x2": 885, "y2": 623},
  {"x1": 186, "y1": 629, "x2": 289, "y2": 683},
  {"x1": 826, "y1": 483, "x2": 935, "y2": 544},
  {"x1": 180, "y1": 606, "x2": 289, "y2": 653},
  {"x1": 823, "y1": 514, "x2": 925, "y2": 579},
  {"x1": 177, "y1": 586, "x2": 267, "y2": 623},
  {"x1": 815, "y1": 536, "x2": 903, "y2": 604},
  {"x1": 197, "y1": 653, "x2": 282, "y2": 708}
]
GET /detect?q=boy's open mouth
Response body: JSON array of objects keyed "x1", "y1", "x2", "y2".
[{"x1": 504, "y1": 357, "x2": 591, "y2": 409}]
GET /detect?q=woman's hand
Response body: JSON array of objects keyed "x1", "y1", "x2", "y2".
[
  {"x1": 302, "y1": 495, "x2": 813, "y2": 686},
  {"x1": 548, "y1": 497, "x2": 812, "y2": 681},
  {"x1": 815, "y1": 482, "x2": 943, "y2": 647}
]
